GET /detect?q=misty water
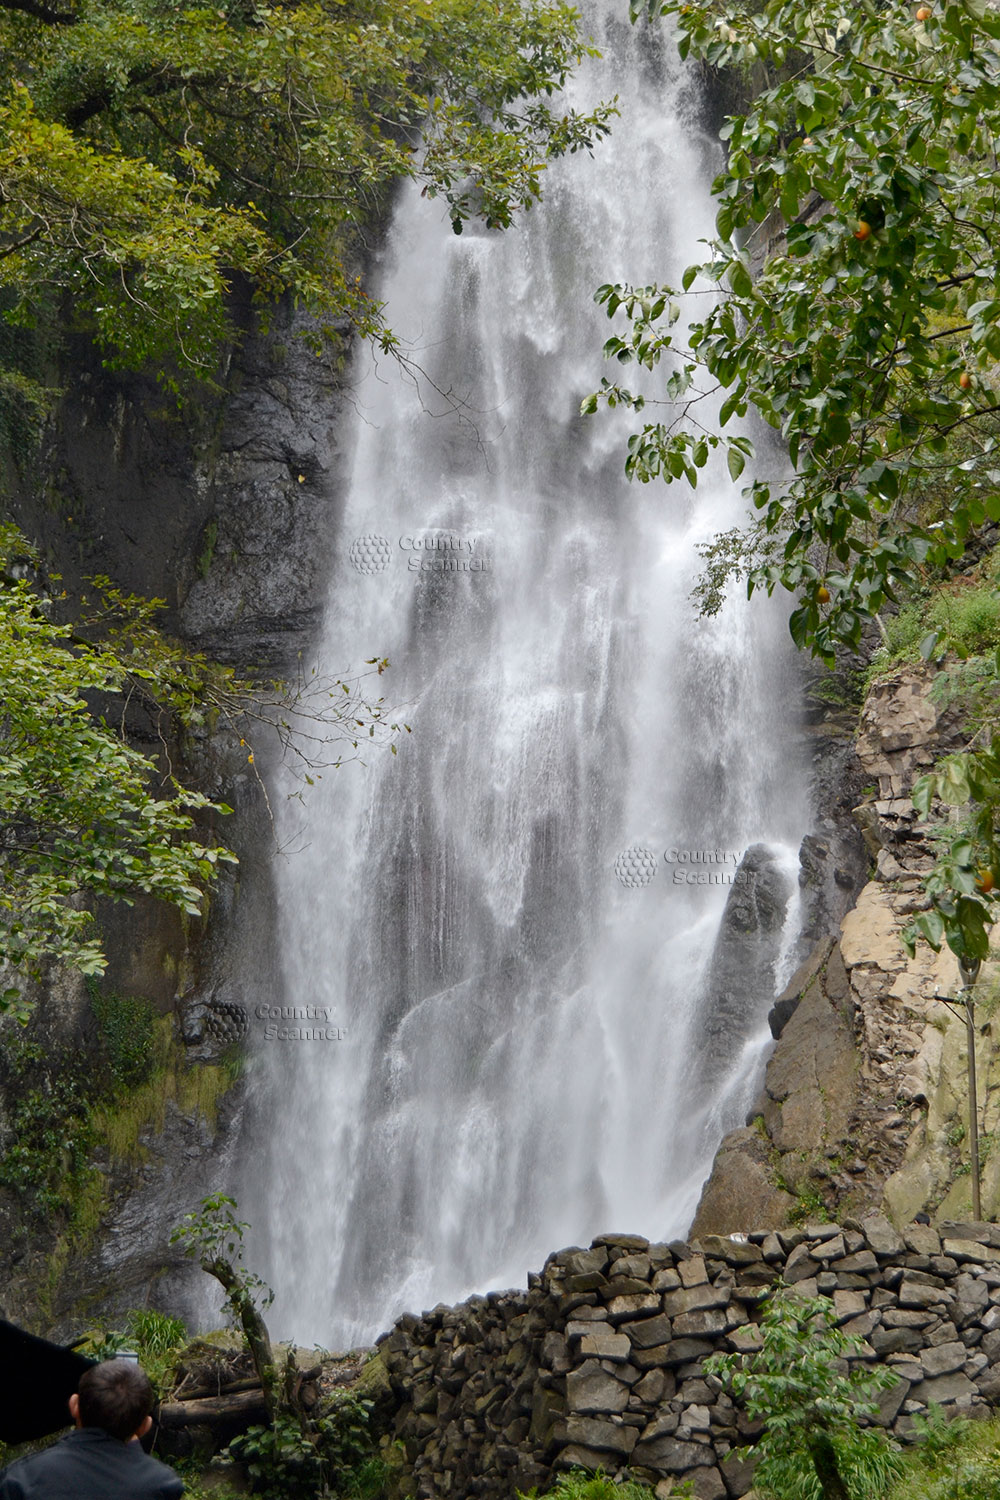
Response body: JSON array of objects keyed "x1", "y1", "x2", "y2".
[{"x1": 247, "y1": 0, "x2": 810, "y2": 1347}]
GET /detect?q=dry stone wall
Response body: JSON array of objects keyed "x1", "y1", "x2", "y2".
[{"x1": 379, "y1": 1218, "x2": 1000, "y2": 1500}]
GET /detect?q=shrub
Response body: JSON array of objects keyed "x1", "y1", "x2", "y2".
[
  {"x1": 223, "y1": 1393, "x2": 378, "y2": 1500},
  {"x1": 224, "y1": 1415, "x2": 323, "y2": 1500},
  {"x1": 76, "y1": 1308, "x2": 188, "y2": 1396},
  {"x1": 518, "y1": 1472, "x2": 667, "y2": 1499},
  {"x1": 886, "y1": 1407, "x2": 1000, "y2": 1500},
  {"x1": 705, "y1": 1287, "x2": 903, "y2": 1500},
  {"x1": 928, "y1": 585, "x2": 1000, "y2": 657},
  {"x1": 880, "y1": 582, "x2": 1000, "y2": 668}
]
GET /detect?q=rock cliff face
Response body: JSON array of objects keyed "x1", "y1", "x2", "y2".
[
  {"x1": 0, "y1": 303, "x2": 348, "y2": 1332},
  {"x1": 693, "y1": 663, "x2": 1000, "y2": 1236},
  {"x1": 697, "y1": 845, "x2": 795, "y2": 1086},
  {"x1": 380, "y1": 1219, "x2": 1000, "y2": 1500},
  {"x1": 10, "y1": 305, "x2": 351, "y2": 668}
]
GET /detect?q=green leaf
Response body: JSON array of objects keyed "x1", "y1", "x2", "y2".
[{"x1": 728, "y1": 259, "x2": 753, "y2": 298}]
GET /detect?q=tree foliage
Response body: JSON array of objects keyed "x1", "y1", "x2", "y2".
[
  {"x1": 0, "y1": 519, "x2": 415, "y2": 1008},
  {"x1": 587, "y1": 0, "x2": 1000, "y2": 660},
  {"x1": 0, "y1": 536, "x2": 237, "y2": 1013},
  {"x1": 705, "y1": 1289, "x2": 902, "y2": 1500},
  {"x1": 0, "y1": 5, "x2": 613, "y2": 997},
  {"x1": 585, "y1": 0, "x2": 1000, "y2": 962},
  {"x1": 0, "y1": 0, "x2": 614, "y2": 375}
]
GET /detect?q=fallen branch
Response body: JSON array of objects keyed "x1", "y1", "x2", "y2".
[{"x1": 157, "y1": 1389, "x2": 269, "y2": 1428}]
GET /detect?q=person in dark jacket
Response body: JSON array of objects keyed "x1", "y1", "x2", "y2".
[{"x1": 0, "y1": 1359, "x2": 183, "y2": 1500}]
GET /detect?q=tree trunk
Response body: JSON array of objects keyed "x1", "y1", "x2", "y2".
[
  {"x1": 201, "y1": 1255, "x2": 278, "y2": 1417},
  {"x1": 807, "y1": 1433, "x2": 852, "y2": 1500},
  {"x1": 158, "y1": 1390, "x2": 270, "y2": 1429}
]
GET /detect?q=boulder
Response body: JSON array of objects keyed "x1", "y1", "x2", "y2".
[
  {"x1": 910, "y1": 1371, "x2": 977, "y2": 1407},
  {"x1": 690, "y1": 1129, "x2": 796, "y2": 1238},
  {"x1": 577, "y1": 1331, "x2": 631, "y2": 1362},
  {"x1": 632, "y1": 1436, "x2": 715, "y2": 1471},
  {"x1": 566, "y1": 1362, "x2": 629, "y2": 1414},
  {"x1": 627, "y1": 1314, "x2": 674, "y2": 1349},
  {"x1": 663, "y1": 1285, "x2": 730, "y2": 1317},
  {"x1": 562, "y1": 1417, "x2": 637, "y2": 1456}
]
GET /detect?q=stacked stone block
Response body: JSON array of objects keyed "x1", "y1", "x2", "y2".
[{"x1": 379, "y1": 1217, "x2": 1000, "y2": 1500}]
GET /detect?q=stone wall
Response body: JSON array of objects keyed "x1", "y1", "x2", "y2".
[{"x1": 379, "y1": 1218, "x2": 1000, "y2": 1500}]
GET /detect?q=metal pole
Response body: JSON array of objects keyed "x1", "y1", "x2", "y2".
[{"x1": 961, "y1": 958, "x2": 983, "y2": 1221}]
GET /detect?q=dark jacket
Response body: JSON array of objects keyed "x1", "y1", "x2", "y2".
[{"x1": 0, "y1": 1428, "x2": 183, "y2": 1500}]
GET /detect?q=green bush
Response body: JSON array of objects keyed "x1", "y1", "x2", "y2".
[
  {"x1": 929, "y1": 586, "x2": 1000, "y2": 656},
  {"x1": 225, "y1": 1415, "x2": 324, "y2": 1500},
  {"x1": 75, "y1": 1309, "x2": 188, "y2": 1396},
  {"x1": 518, "y1": 1472, "x2": 664, "y2": 1499},
  {"x1": 87, "y1": 979, "x2": 156, "y2": 1092},
  {"x1": 887, "y1": 1408, "x2": 1000, "y2": 1500},
  {"x1": 223, "y1": 1393, "x2": 378, "y2": 1500},
  {"x1": 126, "y1": 1309, "x2": 188, "y2": 1357},
  {"x1": 0, "y1": 1039, "x2": 95, "y2": 1218},
  {"x1": 883, "y1": 604, "x2": 928, "y2": 658},
  {"x1": 705, "y1": 1288, "x2": 903, "y2": 1500},
  {"x1": 879, "y1": 582, "x2": 1000, "y2": 669},
  {"x1": 313, "y1": 1392, "x2": 378, "y2": 1482}
]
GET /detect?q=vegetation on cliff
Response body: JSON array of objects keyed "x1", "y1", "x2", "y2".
[
  {"x1": 0, "y1": 527, "x2": 236, "y2": 1008},
  {"x1": 0, "y1": 0, "x2": 614, "y2": 1003},
  {"x1": 0, "y1": 0, "x2": 613, "y2": 379},
  {"x1": 0, "y1": 983, "x2": 240, "y2": 1318},
  {"x1": 586, "y1": 0, "x2": 1000, "y2": 965}
]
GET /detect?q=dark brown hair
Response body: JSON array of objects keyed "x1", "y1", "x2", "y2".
[{"x1": 77, "y1": 1359, "x2": 154, "y2": 1441}]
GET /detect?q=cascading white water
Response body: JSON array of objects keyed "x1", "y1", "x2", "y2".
[{"x1": 247, "y1": 1, "x2": 811, "y2": 1347}]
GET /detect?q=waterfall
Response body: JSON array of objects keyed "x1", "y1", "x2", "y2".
[{"x1": 245, "y1": 0, "x2": 810, "y2": 1347}]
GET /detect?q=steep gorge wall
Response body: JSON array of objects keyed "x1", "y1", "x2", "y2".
[
  {"x1": 380, "y1": 1219, "x2": 1000, "y2": 1500},
  {"x1": 694, "y1": 663, "x2": 1000, "y2": 1236},
  {"x1": 0, "y1": 302, "x2": 356, "y2": 1333}
]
